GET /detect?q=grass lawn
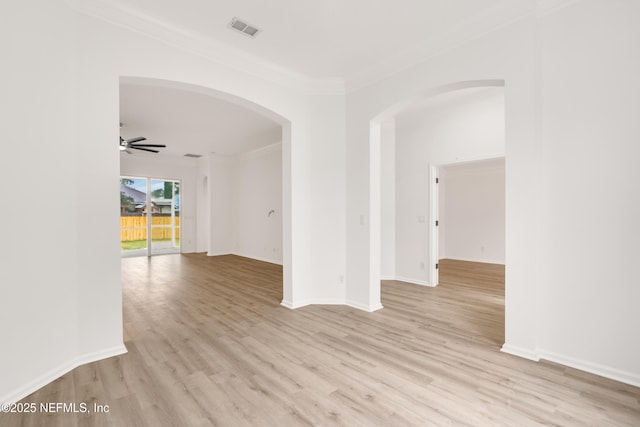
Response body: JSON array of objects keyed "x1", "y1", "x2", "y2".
[
  {"x1": 121, "y1": 240, "x2": 147, "y2": 250},
  {"x1": 121, "y1": 239, "x2": 180, "y2": 250}
]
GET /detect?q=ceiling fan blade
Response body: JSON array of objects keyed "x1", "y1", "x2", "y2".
[
  {"x1": 129, "y1": 143, "x2": 167, "y2": 148},
  {"x1": 125, "y1": 136, "x2": 146, "y2": 144},
  {"x1": 131, "y1": 146, "x2": 160, "y2": 153}
]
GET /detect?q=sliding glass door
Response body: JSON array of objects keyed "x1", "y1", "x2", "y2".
[
  {"x1": 120, "y1": 176, "x2": 181, "y2": 257},
  {"x1": 120, "y1": 177, "x2": 148, "y2": 257},
  {"x1": 150, "y1": 179, "x2": 180, "y2": 256}
]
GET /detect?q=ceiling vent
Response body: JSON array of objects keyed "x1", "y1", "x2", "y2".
[
  {"x1": 229, "y1": 17, "x2": 261, "y2": 38},
  {"x1": 184, "y1": 153, "x2": 202, "y2": 158}
]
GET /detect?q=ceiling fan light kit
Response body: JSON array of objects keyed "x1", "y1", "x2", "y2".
[{"x1": 119, "y1": 136, "x2": 166, "y2": 154}]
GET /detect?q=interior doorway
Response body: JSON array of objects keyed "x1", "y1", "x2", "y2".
[
  {"x1": 429, "y1": 157, "x2": 505, "y2": 285},
  {"x1": 377, "y1": 83, "x2": 505, "y2": 291},
  {"x1": 119, "y1": 77, "x2": 291, "y2": 304},
  {"x1": 120, "y1": 176, "x2": 181, "y2": 257}
]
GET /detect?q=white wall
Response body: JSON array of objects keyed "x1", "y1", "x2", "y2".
[
  {"x1": 534, "y1": 0, "x2": 640, "y2": 384},
  {"x1": 439, "y1": 158, "x2": 505, "y2": 264},
  {"x1": 394, "y1": 88, "x2": 505, "y2": 284},
  {"x1": 196, "y1": 156, "x2": 210, "y2": 253},
  {"x1": 206, "y1": 155, "x2": 235, "y2": 256},
  {"x1": 301, "y1": 98, "x2": 347, "y2": 306},
  {"x1": 232, "y1": 144, "x2": 283, "y2": 264},
  {"x1": 1, "y1": 0, "x2": 126, "y2": 404},
  {"x1": 120, "y1": 154, "x2": 199, "y2": 253},
  {"x1": 380, "y1": 120, "x2": 396, "y2": 279}
]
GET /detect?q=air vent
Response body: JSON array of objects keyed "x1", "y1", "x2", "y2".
[
  {"x1": 184, "y1": 153, "x2": 202, "y2": 158},
  {"x1": 229, "y1": 17, "x2": 261, "y2": 38}
]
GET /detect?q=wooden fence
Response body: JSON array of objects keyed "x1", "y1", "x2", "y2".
[{"x1": 120, "y1": 216, "x2": 180, "y2": 241}]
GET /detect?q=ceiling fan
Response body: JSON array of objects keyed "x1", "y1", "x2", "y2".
[{"x1": 119, "y1": 136, "x2": 166, "y2": 154}]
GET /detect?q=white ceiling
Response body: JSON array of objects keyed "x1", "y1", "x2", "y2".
[
  {"x1": 120, "y1": 84, "x2": 281, "y2": 157},
  {"x1": 106, "y1": 0, "x2": 534, "y2": 158},
  {"x1": 94, "y1": 0, "x2": 535, "y2": 84}
]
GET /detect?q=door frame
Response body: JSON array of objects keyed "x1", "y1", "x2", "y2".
[
  {"x1": 120, "y1": 175, "x2": 181, "y2": 257},
  {"x1": 428, "y1": 164, "x2": 440, "y2": 286}
]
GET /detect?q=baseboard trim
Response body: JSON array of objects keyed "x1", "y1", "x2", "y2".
[
  {"x1": 280, "y1": 299, "x2": 313, "y2": 309},
  {"x1": 231, "y1": 253, "x2": 283, "y2": 266},
  {"x1": 442, "y1": 257, "x2": 505, "y2": 265},
  {"x1": 280, "y1": 299, "x2": 300, "y2": 309},
  {"x1": 309, "y1": 298, "x2": 350, "y2": 306},
  {"x1": 207, "y1": 251, "x2": 231, "y2": 257},
  {"x1": 536, "y1": 349, "x2": 640, "y2": 388},
  {"x1": 1, "y1": 344, "x2": 127, "y2": 405},
  {"x1": 346, "y1": 300, "x2": 384, "y2": 312},
  {"x1": 395, "y1": 276, "x2": 436, "y2": 287},
  {"x1": 501, "y1": 344, "x2": 640, "y2": 387},
  {"x1": 500, "y1": 343, "x2": 540, "y2": 361},
  {"x1": 206, "y1": 252, "x2": 283, "y2": 266},
  {"x1": 281, "y1": 298, "x2": 383, "y2": 313}
]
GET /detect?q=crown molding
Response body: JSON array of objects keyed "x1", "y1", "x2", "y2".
[{"x1": 65, "y1": 0, "x2": 345, "y2": 96}]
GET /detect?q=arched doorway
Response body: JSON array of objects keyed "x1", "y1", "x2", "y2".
[
  {"x1": 370, "y1": 79, "x2": 506, "y2": 340},
  {"x1": 119, "y1": 76, "x2": 292, "y2": 302}
]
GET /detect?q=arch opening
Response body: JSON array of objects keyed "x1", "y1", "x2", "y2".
[
  {"x1": 119, "y1": 76, "x2": 293, "y2": 304},
  {"x1": 370, "y1": 79, "x2": 506, "y2": 341}
]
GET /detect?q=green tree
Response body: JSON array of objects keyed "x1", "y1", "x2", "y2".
[
  {"x1": 164, "y1": 181, "x2": 180, "y2": 198},
  {"x1": 120, "y1": 192, "x2": 135, "y2": 212},
  {"x1": 120, "y1": 178, "x2": 136, "y2": 212}
]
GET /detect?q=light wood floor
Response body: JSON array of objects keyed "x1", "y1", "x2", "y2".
[{"x1": 3, "y1": 255, "x2": 639, "y2": 426}]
